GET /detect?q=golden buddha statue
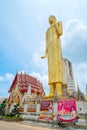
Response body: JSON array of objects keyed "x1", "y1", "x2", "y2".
[{"x1": 41, "y1": 15, "x2": 63, "y2": 96}]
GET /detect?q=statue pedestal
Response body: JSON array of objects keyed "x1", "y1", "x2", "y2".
[{"x1": 42, "y1": 95, "x2": 54, "y2": 100}]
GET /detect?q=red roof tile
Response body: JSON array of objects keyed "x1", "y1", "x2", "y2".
[{"x1": 8, "y1": 73, "x2": 45, "y2": 95}]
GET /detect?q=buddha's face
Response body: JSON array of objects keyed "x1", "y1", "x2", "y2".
[{"x1": 49, "y1": 15, "x2": 56, "y2": 25}]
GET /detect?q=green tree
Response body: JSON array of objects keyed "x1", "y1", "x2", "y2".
[
  {"x1": 0, "y1": 99, "x2": 7, "y2": 116},
  {"x1": 10, "y1": 104, "x2": 20, "y2": 117}
]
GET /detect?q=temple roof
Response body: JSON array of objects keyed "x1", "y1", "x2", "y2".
[{"x1": 8, "y1": 73, "x2": 44, "y2": 94}]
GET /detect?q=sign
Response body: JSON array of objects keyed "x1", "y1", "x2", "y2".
[
  {"x1": 58, "y1": 99, "x2": 77, "y2": 122},
  {"x1": 40, "y1": 100, "x2": 53, "y2": 111},
  {"x1": 39, "y1": 100, "x2": 54, "y2": 121}
]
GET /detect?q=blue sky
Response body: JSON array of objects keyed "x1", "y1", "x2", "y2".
[{"x1": 0, "y1": 0, "x2": 87, "y2": 97}]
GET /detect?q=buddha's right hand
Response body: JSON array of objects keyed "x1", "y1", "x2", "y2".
[{"x1": 41, "y1": 55, "x2": 46, "y2": 59}]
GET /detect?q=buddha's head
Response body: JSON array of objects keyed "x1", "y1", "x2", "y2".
[{"x1": 48, "y1": 15, "x2": 56, "y2": 25}]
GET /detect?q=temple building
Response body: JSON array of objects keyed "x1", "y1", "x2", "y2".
[
  {"x1": 85, "y1": 85, "x2": 87, "y2": 100},
  {"x1": 62, "y1": 58, "x2": 75, "y2": 94},
  {"x1": 8, "y1": 72, "x2": 45, "y2": 107},
  {"x1": 86, "y1": 85, "x2": 87, "y2": 96}
]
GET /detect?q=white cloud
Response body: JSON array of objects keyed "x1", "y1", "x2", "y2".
[
  {"x1": 78, "y1": 63, "x2": 87, "y2": 70},
  {"x1": 32, "y1": 40, "x2": 48, "y2": 73},
  {"x1": 0, "y1": 73, "x2": 14, "y2": 97},
  {"x1": 0, "y1": 76, "x2": 3, "y2": 82},
  {"x1": 62, "y1": 18, "x2": 87, "y2": 63},
  {"x1": 73, "y1": 62, "x2": 87, "y2": 94},
  {"x1": 37, "y1": 14, "x2": 44, "y2": 27},
  {"x1": 0, "y1": 73, "x2": 14, "y2": 82},
  {"x1": 62, "y1": 19, "x2": 87, "y2": 47},
  {"x1": 77, "y1": 63, "x2": 87, "y2": 83}
]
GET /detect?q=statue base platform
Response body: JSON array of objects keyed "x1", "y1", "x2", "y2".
[
  {"x1": 42, "y1": 95, "x2": 54, "y2": 101},
  {"x1": 42, "y1": 94, "x2": 69, "y2": 101}
]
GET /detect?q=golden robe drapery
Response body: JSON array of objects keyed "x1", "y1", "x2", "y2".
[{"x1": 46, "y1": 22, "x2": 63, "y2": 84}]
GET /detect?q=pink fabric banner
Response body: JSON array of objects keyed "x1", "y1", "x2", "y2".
[{"x1": 58, "y1": 99, "x2": 77, "y2": 122}]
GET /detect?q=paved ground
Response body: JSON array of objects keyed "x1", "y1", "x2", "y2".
[
  {"x1": 0, "y1": 121, "x2": 63, "y2": 130},
  {"x1": 0, "y1": 121, "x2": 87, "y2": 130}
]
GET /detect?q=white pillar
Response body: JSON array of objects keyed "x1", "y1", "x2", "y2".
[
  {"x1": 36, "y1": 104, "x2": 40, "y2": 114},
  {"x1": 24, "y1": 104, "x2": 28, "y2": 113},
  {"x1": 53, "y1": 102, "x2": 58, "y2": 116},
  {"x1": 76, "y1": 101, "x2": 87, "y2": 115}
]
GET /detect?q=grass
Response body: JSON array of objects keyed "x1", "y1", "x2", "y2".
[{"x1": 2, "y1": 116, "x2": 22, "y2": 121}]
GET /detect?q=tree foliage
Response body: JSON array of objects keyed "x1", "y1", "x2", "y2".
[
  {"x1": 0, "y1": 99, "x2": 7, "y2": 116},
  {"x1": 10, "y1": 104, "x2": 20, "y2": 117}
]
